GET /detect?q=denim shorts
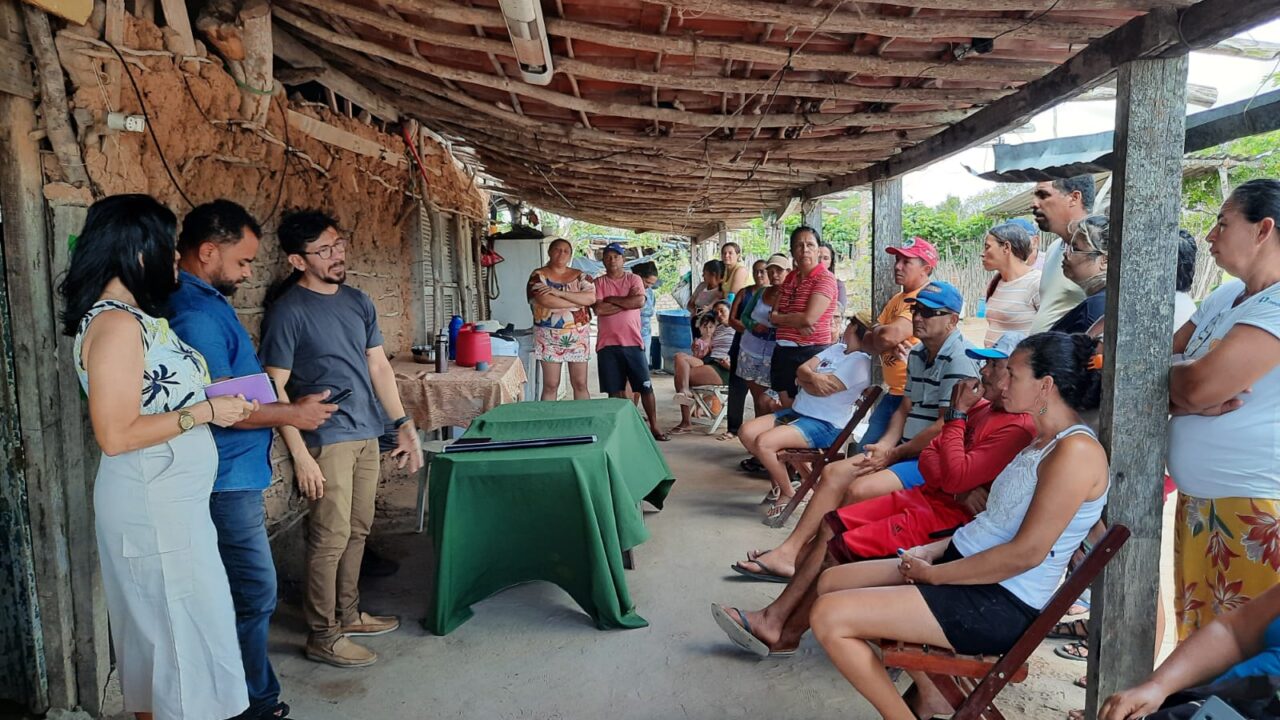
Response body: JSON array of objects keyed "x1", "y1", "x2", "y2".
[
  {"x1": 889, "y1": 459, "x2": 924, "y2": 489},
  {"x1": 774, "y1": 410, "x2": 841, "y2": 449}
]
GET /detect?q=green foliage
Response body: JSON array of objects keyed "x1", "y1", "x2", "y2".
[{"x1": 1182, "y1": 129, "x2": 1280, "y2": 237}]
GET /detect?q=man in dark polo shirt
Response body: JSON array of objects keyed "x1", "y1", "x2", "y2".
[
  {"x1": 260, "y1": 210, "x2": 422, "y2": 669},
  {"x1": 169, "y1": 200, "x2": 338, "y2": 720}
]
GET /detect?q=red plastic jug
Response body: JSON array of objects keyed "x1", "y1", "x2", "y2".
[{"x1": 454, "y1": 323, "x2": 492, "y2": 368}]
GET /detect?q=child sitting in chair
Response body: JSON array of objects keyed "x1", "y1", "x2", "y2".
[{"x1": 670, "y1": 302, "x2": 735, "y2": 434}]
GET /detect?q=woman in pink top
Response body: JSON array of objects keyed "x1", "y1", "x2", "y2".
[
  {"x1": 769, "y1": 226, "x2": 838, "y2": 406},
  {"x1": 982, "y1": 222, "x2": 1041, "y2": 347}
]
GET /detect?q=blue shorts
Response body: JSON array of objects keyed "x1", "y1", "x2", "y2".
[
  {"x1": 774, "y1": 410, "x2": 841, "y2": 449},
  {"x1": 888, "y1": 459, "x2": 924, "y2": 490}
]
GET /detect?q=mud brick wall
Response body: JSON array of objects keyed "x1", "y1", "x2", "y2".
[{"x1": 49, "y1": 12, "x2": 486, "y2": 533}]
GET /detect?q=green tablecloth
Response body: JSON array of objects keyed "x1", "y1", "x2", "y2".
[{"x1": 427, "y1": 399, "x2": 675, "y2": 635}]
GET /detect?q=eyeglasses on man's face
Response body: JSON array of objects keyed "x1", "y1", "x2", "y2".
[
  {"x1": 911, "y1": 305, "x2": 953, "y2": 319},
  {"x1": 303, "y1": 238, "x2": 347, "y2": 259}
]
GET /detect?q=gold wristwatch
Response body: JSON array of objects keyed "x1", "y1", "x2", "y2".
[{"x1": 178, "y1": 409, "x2": 195, "y2": 433}]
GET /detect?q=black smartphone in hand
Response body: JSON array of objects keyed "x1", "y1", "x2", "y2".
[{"x1": 330, "y1": 388, "x2": 353, "y2": 403}]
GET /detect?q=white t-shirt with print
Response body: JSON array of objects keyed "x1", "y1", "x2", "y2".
[
  {"x1": 793, "y1": 345, "x2": 872, "y2": 429},
  {"x1": 1168, "y1": 279, "x2": 1280, "y2": 499}
]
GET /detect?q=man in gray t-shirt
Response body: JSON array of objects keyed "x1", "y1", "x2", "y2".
[{"x1": 261, "y1": 210, "x2": 422, "y2": 669}]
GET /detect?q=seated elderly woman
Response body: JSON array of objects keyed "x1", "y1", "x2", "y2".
[
  {"x1": 735, "y1": 315, "x2": 873, "y2": 514},
  {"x1": 1101, "y1": 582, "x2": 1280, "y2": 720},
  {"x1": 804, "y1": 332, "x2": 1110, "y2": 720}
]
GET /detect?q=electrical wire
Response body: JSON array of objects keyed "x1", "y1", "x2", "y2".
[{"x1": 103, "y1": 39, "x2": 195, "y2": 209}]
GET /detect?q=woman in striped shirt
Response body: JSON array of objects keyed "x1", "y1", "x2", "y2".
[{"x1": 981, "y1": 222, "x2": 1041, "y2": 347}]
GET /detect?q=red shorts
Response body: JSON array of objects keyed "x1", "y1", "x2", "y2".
[{"x1": 824, "y1": 489, "x2": 973, "y2": 564}]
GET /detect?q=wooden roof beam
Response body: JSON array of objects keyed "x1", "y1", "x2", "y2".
[
  {"x1": 802, "y1": 0, "x2": 1280, "y2": 198},
  {"x1": 373, "y1": 0, "x2": 1056, "y2": 81},
  {"x1": 285, "y1": 0, "x2": 1012, "y2": 104},
  {"x1": 273, "y1": 26, "x2": 401, "y2": 122},
  {"x1": 652, "y1": 0, "x2": 1116, "y2": 42},
  {"x1": 276, "y1": 7, "x2": 973, "y2": 130}
]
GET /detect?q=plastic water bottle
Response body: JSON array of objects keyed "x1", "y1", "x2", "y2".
[{"x1": 435, "y1": 328, "x2": 450, "y2": 374}]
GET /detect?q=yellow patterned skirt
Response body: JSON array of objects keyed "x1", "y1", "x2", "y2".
[{"x1": 1174, "y1": 493, "x2": 1280, "y2": 641}]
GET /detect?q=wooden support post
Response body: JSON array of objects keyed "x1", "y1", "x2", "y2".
[
  {"x1": 21, "y1": 4, "x2": 89, "y2": 187},
  {"x1": 1086, "y1": 52, "x2": 1189, "y2": 716},
  {"x1": 0, "y1": 27, "x2": 76, "y2": 710},
  {"x1": 158, "y1": 0, "x2": 196, "y2": 56},
  {"x1": 871, "y1": 179, "x2": 901, "y2": 385},
  {"x1": 237, "y1": 0, "x2": 272, "y2": 126},
  {"x1": 802, "y1": 198, "x2": 823, "y2": 236}
]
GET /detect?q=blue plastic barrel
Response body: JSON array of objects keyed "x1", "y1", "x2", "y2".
[{"x1": 657, "y1": 309, "x2": 692, "y2": 372}]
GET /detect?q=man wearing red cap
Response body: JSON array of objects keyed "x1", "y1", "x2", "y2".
[{"x1": 858, "y1": 236, "x2": 938, "y2": 446}]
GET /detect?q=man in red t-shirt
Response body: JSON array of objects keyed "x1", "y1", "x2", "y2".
[
  {"x1": 713, "y1": 332, "x2": 1035, "y2": 657},
  {"x1": 594, "y1": 243, "x2": 664, "y2": 441}
]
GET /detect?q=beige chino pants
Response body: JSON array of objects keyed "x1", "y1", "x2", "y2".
[{"x1": 304, "y1": 438, "x2": 380, "y2": 643}]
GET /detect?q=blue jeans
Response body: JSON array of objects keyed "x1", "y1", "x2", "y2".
[
  {"x1": 210, "y1": 490, "x2": 281, "y2": 717},
  {"x1": 858, "y1": 393, "x2": 904, "y2": 448}
]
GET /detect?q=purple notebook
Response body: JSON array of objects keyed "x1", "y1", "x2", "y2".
[{"x1": 205, "y1": 373, "x2": 277, "y2": 404}]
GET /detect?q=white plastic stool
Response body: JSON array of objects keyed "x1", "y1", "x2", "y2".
[{"x1": 416, "y1": 435, "x2": 455, "y2": 533}]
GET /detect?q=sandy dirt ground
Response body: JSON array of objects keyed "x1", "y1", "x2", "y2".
[{"x1": 97, "y1": 318, "x2": 1175, "y2": 720}]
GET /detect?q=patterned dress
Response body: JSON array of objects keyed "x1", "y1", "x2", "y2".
[
  {"x1": 528, "y1": 269, "x2": 594, "y2": 363},
  {"x1": 75, "y1": 300, "x2": 247, "y2": 719}
]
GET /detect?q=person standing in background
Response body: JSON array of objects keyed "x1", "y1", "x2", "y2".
[
  {"x1": 170, "y1": 201, "x2": 338, "y2": 720},
  {"x1": 594, "y1": 243, "x2": 665, "y2": 441},
  {"x1": 528, "y1": 238, "x2": 596, "y2": 401},
  {"x1": 722, "y1": 259, "x2": 770, "y2": 441},
  {"x1": 261, "y1": 210, "x2": 422, "y2": 668},
  {"x1": 1028, "y1": 176, "x2": 1093, "y2": 332},
  {"x1": 720, "y1": 241, "x2": 752, "y2": 299},
  {"x1": 981, "y1": 222, "x2": 1041, "y2": 347}
]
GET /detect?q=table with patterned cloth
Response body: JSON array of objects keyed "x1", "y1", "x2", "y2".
[
  {"x1": 426, "y1": 399, "x2": 676, "y2": 635},
  {"x1": 392, "y1": 356, "x2": 527, "y2": 433}
]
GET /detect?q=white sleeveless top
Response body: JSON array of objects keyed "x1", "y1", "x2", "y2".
[{"x1": 951, "y1": 423, "x2": 1108, "y2": 609}]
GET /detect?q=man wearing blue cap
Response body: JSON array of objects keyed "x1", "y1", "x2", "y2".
[{"x1": 594, "y1": 243, "x2": 665, "y2": 440}]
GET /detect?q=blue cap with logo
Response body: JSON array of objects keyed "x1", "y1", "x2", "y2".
[
  {"x1": 1007, "y1": 217, "x2": 1039, "y2": 236},
  {"x1": 906, "y1": 280, "x2": 965, "y2": 314},
  {"x1": 966, "y1": 331, "x2": 1026, "y2": 360},
  {"x1": 603, "y1": 242, "x2": 626, "y2": 256}
]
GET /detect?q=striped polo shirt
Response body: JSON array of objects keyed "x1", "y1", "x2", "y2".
[{"x1": 903, "y1": 329, "x2": 980, "y2": 442}]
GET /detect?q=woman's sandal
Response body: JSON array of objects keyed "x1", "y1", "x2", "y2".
[
  {"x1": 1048, "y1": 618, "x2": 1089, "y2": 640},
  {"x1": 716, "y1": 431, "x2": 736, "y2": 441},
  {"x1": 1054, "y1": 640, "x2": 1089, "y2": 662},
  {"x1": 739, "y1": 457, "x2": 765, "y2": 473},
  {"x1": 669, "y1": 425, "x2": 694, "y2": 435}
]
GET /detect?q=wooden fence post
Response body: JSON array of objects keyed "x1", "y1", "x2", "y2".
[{"x1": 1087, "y1": 52, "x2": 1189, "y2": 715}]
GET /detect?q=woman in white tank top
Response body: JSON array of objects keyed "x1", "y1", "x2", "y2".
[{"x1": 809, "y1": 331, "x2": 1111, "y2": 720}]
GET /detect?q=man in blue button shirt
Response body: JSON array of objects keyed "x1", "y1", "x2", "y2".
[{"x1": 169, "y1": 201, "x2": 337, "y2": 720}]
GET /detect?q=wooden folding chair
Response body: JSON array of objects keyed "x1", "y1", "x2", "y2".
[
  {"x1": 690, "y1": 384, "x2": 729, "y2": 435},
  {"x1": 766, "y1": 385, "x2": 883, "y2": 528},
  {"x1": 880, "y1": 524, "x2": 1131, "y2": 720}
]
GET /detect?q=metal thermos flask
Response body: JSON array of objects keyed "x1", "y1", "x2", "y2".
[{"x1": 435, "y1": 328, "x2": 449, "y2": 373}]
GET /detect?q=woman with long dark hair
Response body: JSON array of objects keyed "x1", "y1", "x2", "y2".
[
  {"x1": 806, "y1": 332, "x2": 1109, "y2": 720},
  {"x1": 63, "y1": 194, "x2": 256, "y2": 720}
]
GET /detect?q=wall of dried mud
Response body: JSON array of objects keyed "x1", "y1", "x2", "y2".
[{"x1": 46, "y1": 12, "x2": 486, "y2": 530}]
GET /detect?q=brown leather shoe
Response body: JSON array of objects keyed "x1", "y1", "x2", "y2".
[
  {"x1": 340, "y1": 611, "x2": 400, "y2": 637},
  {"x1": 305, "y1": 636, "x2": 377, "y2": 668}
]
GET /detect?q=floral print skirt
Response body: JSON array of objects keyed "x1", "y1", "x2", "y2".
[
  {"x1": 534, "y1": 325, "x2": 590, "y2": 363},
  {"x1": 1175, "y1": 493, "x2": 1280, "y2": 640}
]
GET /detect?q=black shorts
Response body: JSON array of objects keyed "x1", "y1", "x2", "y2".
[
  {"x1": 915, "y1": 543, "x2": 1039, "y2": 656},
  {"x1": 769, "y1": 344, "x2": 828, "y2": 398},
  {"x1": 598, "y1": 345, "x2": 652, "y2": 395}
]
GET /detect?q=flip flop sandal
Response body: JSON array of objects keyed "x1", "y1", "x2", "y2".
[
  {"x1": 652, "y1": 433, "x2": 671, "y2": 442},
  {"x1": 1048, "y1": 618, "x2": 1090, "y2": 640},
  {"x1": 711, "y1": 604, "x2": 769, "y2": 658},
  {"x1": 746, "y1": 548, "x2": 772, "y2": 562},
  {"x1": 762, "y1": 486, "x2": 781, "y2": 504},
  {"x1": 762, "y1": 497, "x2": 803, "y2": 525},
  {"x1": 716, "y1": 432, "x2": 737, "y2": 441},
  {"x1": 669, "y1": 425, "x2": 694, "y2": 435},
  {"x1": 1055, "y1": 640, "x2": 1089, "y2": 662},
  {"x1": 1073, "y1": 675, "x2": 1088, "y2": 689},
  {"x1": 730, "y1": 558, "x2": 791, "y2": 583},
  {"x1": 740, "y1": 457, "x2": 765, "y2": 473}
]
